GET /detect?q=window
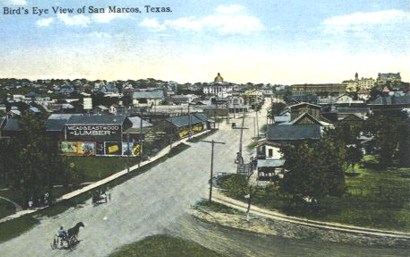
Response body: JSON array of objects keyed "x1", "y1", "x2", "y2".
[{"x1": 268, "y1": 149, "x2": 273, "y2": 157}]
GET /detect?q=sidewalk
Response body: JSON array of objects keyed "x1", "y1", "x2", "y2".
[
  {"x1": 0, "y1": 130, "x2": 211, "y2": 224},
  {"x1": 211, "y1": 189, "x2": 410, "y2": 239}
]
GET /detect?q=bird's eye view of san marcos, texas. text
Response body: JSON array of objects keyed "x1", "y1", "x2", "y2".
[{"x1": 0, "y1": 0, "x2": 410, "y2": 257}]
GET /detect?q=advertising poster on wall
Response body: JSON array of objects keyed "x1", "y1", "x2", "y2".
[
  {"x1": 96, "y1": 141, "x2": 105, "y2": 155},
  {"x1": 78, "y1": 141, "x2": 96, "y2": 156},
  {"x1": 60, "y1": 141, "x2": 78, "y2": 155},
  {"x1": 105, "y1": 141, "x2": 122, "y2": 155},
  {"x1": 122, "y1": 141, "x2": 134, "y2": 156},
  {"x1": 60, "y1": 141, "x2": 96, "y2": 156},
  {"x1": 122, "y1": 142, "x2": 142, "y2": 156},
  {"x1": 192, "y1": 124, "x2": 203, "y2": 132}
]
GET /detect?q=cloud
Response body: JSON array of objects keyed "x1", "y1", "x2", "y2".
[
  {"x1": 91, "y1": 10, "x2": 129, "y2": 24},
  {"x1": 322, "y1": 9, "x2": 410, "y2": 33},
  {"x1": 215, "y1": 4, "x2": 245, "y2": 14},
  {"x1": 0, "y1": 0, "x2": 27, "y2": 5},
  {"x1": 53, "y1": 10, "x2": 128, "y2": 27},
  {"x1": 36, "y1": 18, "x2": 54, "y2": 27},
  {"x1": 140, "y1": 5, "x2": 264, "y2": 35},
  {"x1": 86, "y1": 32, "x2": 112, "y2": 39},
  {"x1": 57, "y1": 14, "x2": 91, "y2": 27},
  {"x1": 140, "y1": 18, "x2": 167, "y2": 30}
]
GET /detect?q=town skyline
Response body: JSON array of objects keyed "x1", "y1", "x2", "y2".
[{"x1": 0, "y1": 0, "x2": 409, "y2": 84}]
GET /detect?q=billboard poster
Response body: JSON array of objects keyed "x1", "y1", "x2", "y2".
[
  {"x1": 96, "y1": 142, "x2": 105, "y2": 155},
  {"x1": 60, "y1": 141, "x2": 78, "y2": 155},
  {"x1": 178, "y1": 129, "x2": 189, "y2": 138},
  {"x1": 132, "y1": 144, "x2": 142, "y2": 156},
  {"x1": 66, "y1": 124, "x2": 122, "y2": 141},
  {"x1": 122, "y1": 142, "x2": 142, "y2": 156},
  {"x1": 105, "y1": 142, "x2": 122, "y2": 155},
  {"x1": 192, "y1": 124, "x2": 203, "y2": 132},
  {"x1": 60, "y1": 141, "x2": 96, "y2": 156},
  {"x1": 78, "y1": 142, "x2": 96, "y2": 156}
]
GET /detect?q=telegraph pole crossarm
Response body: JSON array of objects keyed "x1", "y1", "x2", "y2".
[{"x1": 202, "y1": 139, "x2": 225, "y2": 203}]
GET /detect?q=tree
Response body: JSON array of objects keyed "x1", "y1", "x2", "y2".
[
  {"x1": 267, "y1": 102, "x2": 286, "y2": 120},
  {"x1": 363, "y1": 110, "x2": 406, "y2": 167},
  {"x1": 331, "y1": 121, "x2": 363, "y2": 172},
  {"x1": 0, "y1": 113, "x2": 67, "y2": 208},
  {"x1": 397, "y1": 120, "x2": 410, "y2": 167},
  {"x1": 121, "y1": 93, "x2": 133, "y2": 107},
  {"x1": 280, "y1": 131, "x2": 346, "y2": 202},
  {"x1": 345, "y1": 145, "x2": 363, "y2": 172}
]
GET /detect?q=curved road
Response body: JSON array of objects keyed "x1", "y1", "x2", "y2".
[
  {"x1": 1, "y1": 99, "x2": 408, "y2": 256},
  {"x1": 0, "y1": 104, "x2": 259, "y2": 257}
]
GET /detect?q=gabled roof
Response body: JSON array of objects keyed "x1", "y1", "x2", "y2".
[
  {"x1": 340, "y1": 113, "x2": 366, "y2": 121},
  {"x1": 193, "y1": 113, "x2": 209, "y2": 122},
  {"x1": 166, "y1": 114, "x2": 206, "y2": 128},
  {"x1": 266, "y1": 124, "x2": 321, "y2": 141},
  {"x1": 127, "y1": 116, "x2": 153, "y2": 128},
  {"x1": 288, "y1": 102, "x2": 321, "y2": 109},
  {"x1": 278, "y1": 109, "x2": 291, "y2": 116},
  {"x1": 290, "y1": 112, "x2": 323, "y2": 126},
  {"x1": 66, "y1": 114, "x2": 127, "y2": 125},
  {"x1": 46, "y1": 114, "x2": 74, "y2": 132},
  {"x1": 133, "y1": 90, "x2": 164, "y2": 99}
]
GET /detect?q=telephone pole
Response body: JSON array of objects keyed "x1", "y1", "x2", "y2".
[{"x1": 202, "y1": 140, "x2": 225, "y2": 203}]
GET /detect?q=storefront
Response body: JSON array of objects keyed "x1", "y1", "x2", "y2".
[
  {"x1": 61, "y1": 114, "x2": 140, "y2": 156},
  {"x1": 164, "y1": 113, "x2": 210, "y2": 139}
]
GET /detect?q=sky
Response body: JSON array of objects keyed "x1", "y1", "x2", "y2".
[{"x1": 0, "y1": 0, "x2": 409, "y2": 84}]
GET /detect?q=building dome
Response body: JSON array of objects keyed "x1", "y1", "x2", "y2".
[{"x1": 214, "y1": 72, "x2": 224, "y2": 83}]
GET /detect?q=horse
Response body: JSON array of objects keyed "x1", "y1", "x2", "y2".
[
  {"x1": 51, "y1": 222, "x2": 84, "y2": 249},
  {"x1": 67, "y1": 222, "x2": 85, "y2": 241}
]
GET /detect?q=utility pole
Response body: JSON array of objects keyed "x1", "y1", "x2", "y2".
[
  {"x1": 127, "y1": 132, "x2": 130, "y2": 173},
  {"x1": 239, "y1": 111, "x2": 246, "y2": 159},
  {"x1": 255, "y1": 109, "x2": 260, "y2": 138},
  {"x1": 235, "y1": 113, "x2": 248, "y2": 173},
  {"x1": 202, "y1": 140, "x2": 225, "y2": 203},
  {"x1": 188, "y1": 103, "x2": 192, "y2": 138},
  {"x1": 139, "y1": 112, "x2": 143, "y2": 168},
  {"x1": 253, "y1": 117, "x2": 256, "y2": 138}
]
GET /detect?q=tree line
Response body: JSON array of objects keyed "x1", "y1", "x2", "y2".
[
  {"x1": 0, "y1": 113, "x2": 81, "y2": 208},
  {"x1": 280, "y1": 109, "x2": 410, "y2": 204}
]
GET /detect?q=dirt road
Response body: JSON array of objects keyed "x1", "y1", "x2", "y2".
[{"x1": 0, "y1": 106, "x2": 259, "y2": 257}]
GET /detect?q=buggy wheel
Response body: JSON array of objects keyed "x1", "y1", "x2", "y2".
[
  {"x1": 51, "y1": 237, "x2": 58, "y2": 249},
  {"x1": 68, "y1": 235, "x2": 77, "y2": 247}
]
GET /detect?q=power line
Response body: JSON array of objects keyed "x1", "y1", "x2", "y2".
[{"x1": 202, "y1": 139, "x2": 225, "y2": 203}]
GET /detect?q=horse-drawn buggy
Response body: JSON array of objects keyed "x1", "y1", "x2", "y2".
[
  {"x1": 92, "y1": 190, "x2": 108, "y2": 206},
  {"x1": 51, "y1": 222, "x2": 84, "y2": 250}
]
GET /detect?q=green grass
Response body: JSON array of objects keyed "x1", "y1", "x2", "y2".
[
  {"x1": 247, "y1": 141, "x2": 258, "y2": 151},
  {"x1": 0, "y1": 199, "x2": 15, "y2": 220},
  {"x1": 0, "y1": 215, "x2": 39, "y2": 243},
  {"x1": 0, "y1": 189, "x2": 24, "y2": 210},
  {"x1": 218, "y1": 155, "x2": 410, "y2": 231},
  {"x1": 64, "y1": 156, "x2": 140, "y2": 181},
  {"x1": 109, "y1": 234, "x2": 227, "y2": 257},
  {"x1": 195, "y1": 199, "x2": 244, "y2": 215},
  {"x1": 0, "y1": 143, "x2": 191, "y2": 243}
]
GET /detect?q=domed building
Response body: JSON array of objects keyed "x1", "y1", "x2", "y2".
[
  {"x1": 203, "y1": 72, "x2": 236, "y2": 98},
  {"x1": 214, "y1": 72, "x2": 224, "y2": 83}
]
